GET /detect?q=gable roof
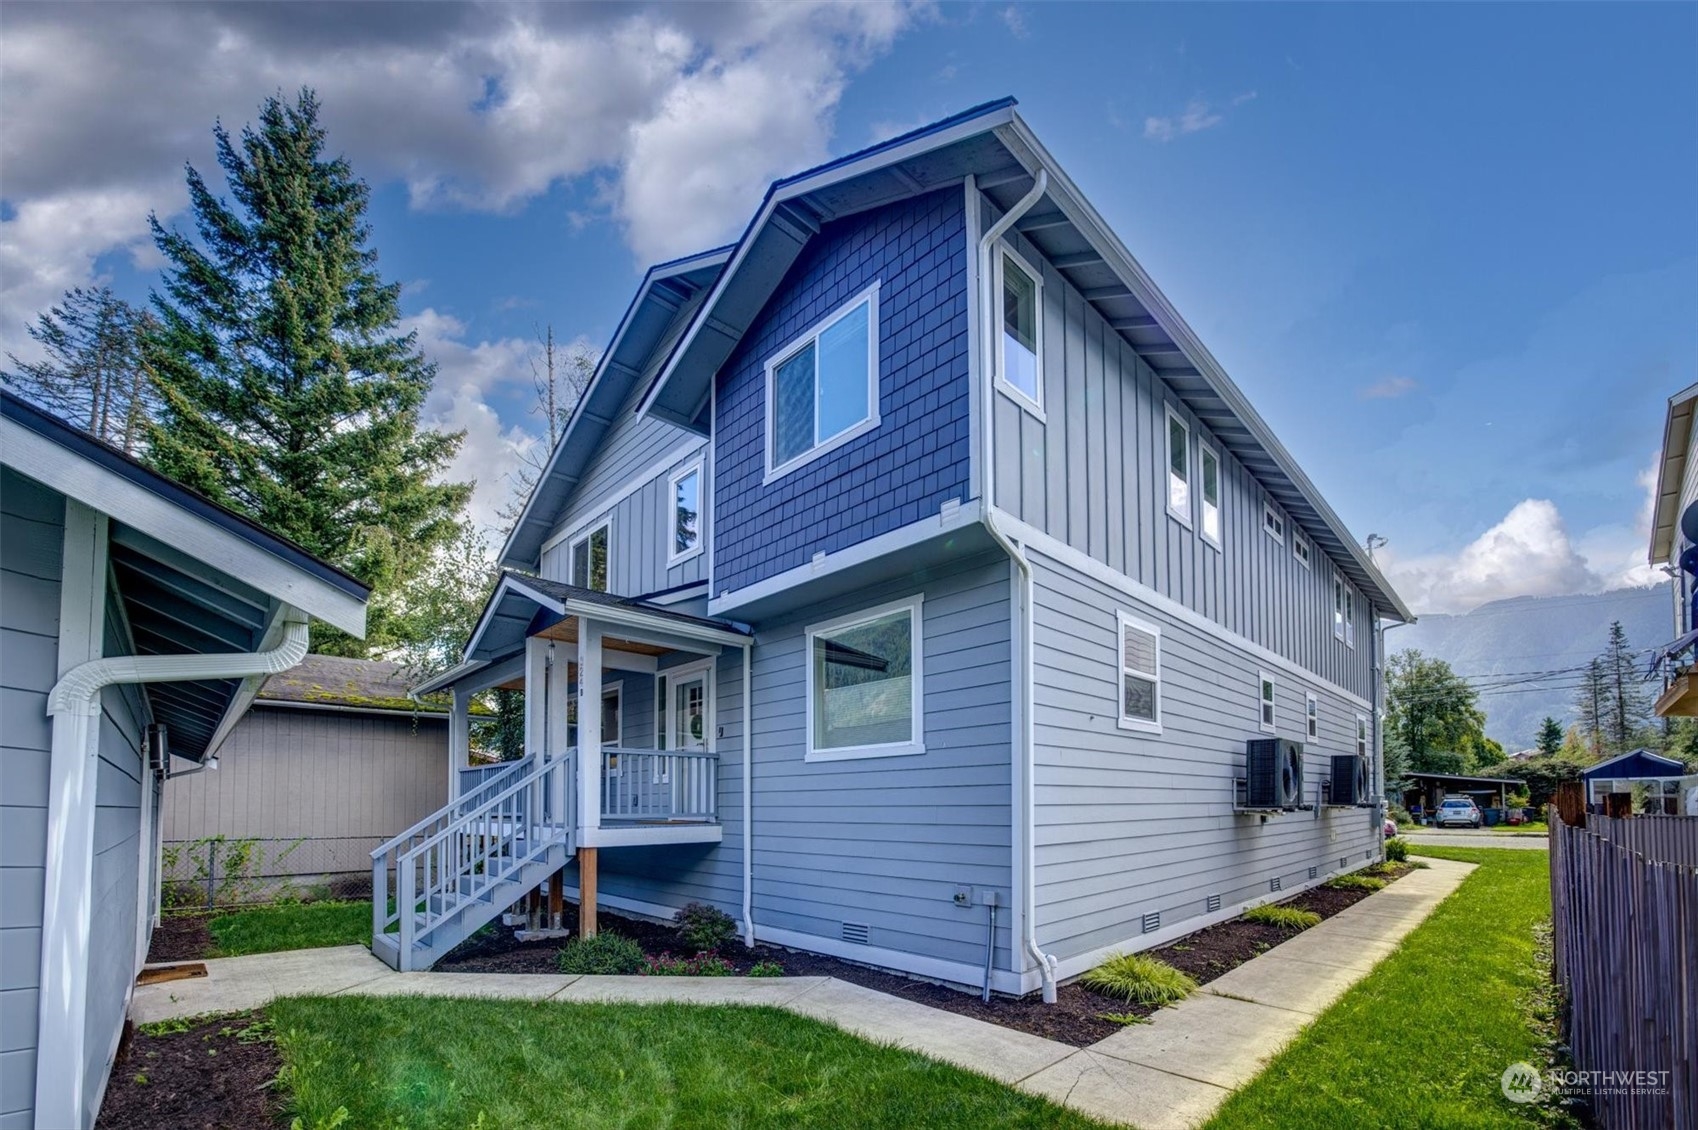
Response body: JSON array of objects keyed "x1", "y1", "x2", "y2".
[
  {"x1": 498, "y1": 245, "x2": 732, "y2": 569},
  {"x1": 1582, "y1": 748, "x2": 1688, "y2": 780},
  {"x1": 638, "y1": 98, "x2": 1413, "y2": 623}
]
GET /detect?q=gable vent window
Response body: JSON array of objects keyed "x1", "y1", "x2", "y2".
[
  {"x1": 841, "y1": 921, "x2": 870, "y2": 945},
  {"x1": 997, "y1": 250, "x2": 1043, "y2": 411},
  {"x1": 1294, "y1": 533, "x2": 1312, "y2": 570},
  {"x1": 1165, "y1": 407, "x2": 1192, "y2": 527},
  {"x1": 1199, "y1": 442, "x2": 1222, "y2": 548},
  {"x1": 1263, "y1": 502, "x2": 1285, "y2": 543},
  {"x1": 765, "y1": 284, "x2": 880, "y2": 482},
  {"x1": 1116, "y1": 612, "x2": 1162, "y2": 733},
  {"x1": 570, "y1": 520, "x2": 611, "y2": 592}
]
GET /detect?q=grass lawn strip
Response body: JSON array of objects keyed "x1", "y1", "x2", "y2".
[
  {"x1": 205, "y1": 900, "x2": 371, "y2": 957},
  {"x1": 268, "y1": 995, "x2": 1110, "y2": 1130},
  {"x1": 1203, "y1": 846, "x2": 1554, "y2": 1129}
]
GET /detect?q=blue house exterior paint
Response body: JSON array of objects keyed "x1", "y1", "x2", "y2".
[{"x1": 423, "y1": 98, "x2": 1415, "y2": 997}]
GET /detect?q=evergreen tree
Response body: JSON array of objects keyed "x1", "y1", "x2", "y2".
[
  {"x1": 4, "y1": 287, "x2": 157, "y2": 453},
  {"x1": 1574, "y1": 657, "x2": 1609, "y2": 756},
  {"x1": 143, "y1": 90, "x2": 469, "y2": 654},
  {"x1": 1535, "y1": 716, "x2": 1564, "y2": 758},
  {"x1": 1599, "y1": 620, "x2": 1650, "y2": 753}
]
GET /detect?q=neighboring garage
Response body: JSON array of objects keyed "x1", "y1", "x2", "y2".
[{"x1": 1401, "y1": 772, "x2": 1520, "y2": 825}]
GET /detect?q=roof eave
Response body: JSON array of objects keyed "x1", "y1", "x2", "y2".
[{"x1": 1648, "y1": 382, "x2": 1698, "y2": 565}]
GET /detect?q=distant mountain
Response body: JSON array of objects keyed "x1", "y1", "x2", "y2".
[{"x1": 1391, "y1": 585, "x2": 1673, "y2": 750}]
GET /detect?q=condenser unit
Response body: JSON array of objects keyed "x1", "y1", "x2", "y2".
[
  {"x1": 1329, "y1": 753, "x2": 1370, "y2": 806},
  {"x1": 1246, "y1": 739, "x2": 1304, "y2": 809}
]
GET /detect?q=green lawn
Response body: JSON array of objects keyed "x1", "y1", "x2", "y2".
[
  {"x1": 268, "y1": 996, "x2": 1107, "y2": 1130},
  {"x1": 208, "y1": 900, "x2": 372, "y2": 957},
  {"x1": 1205, "y1": 847, "x2": 1553, "y2": 1129}
]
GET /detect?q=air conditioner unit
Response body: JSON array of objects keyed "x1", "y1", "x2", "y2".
[
  {"x1": 1330, "y1": 753, "x2": 1370, "y2": 806},
  {"x1": 1246, "y1": 739, "x2": 1304, "y2": 809}
]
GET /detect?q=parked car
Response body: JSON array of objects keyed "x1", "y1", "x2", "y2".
[{"x1": 1435, "y1": 797, "x2": 1483, "y2": 829}]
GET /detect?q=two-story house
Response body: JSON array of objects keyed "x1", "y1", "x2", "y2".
[{"x1": 388, "y1": 98, "x2": 1414, "y2": 1002}]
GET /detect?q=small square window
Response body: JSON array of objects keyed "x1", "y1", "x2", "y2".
[
  {"x1": 998, "y1": 251, "x2": 1042, "y2": 410},
  {"x1": 1263, "y1": 503, "x2": 1285, "y2": 543},
  {"x1": 1117, "y1": 612, "x2": 1162, "y2": 733},
  {"x1": 1306, "y1": 692, "x2": 1318, "y2": 740},
  {"x1": 1259, "y1": 672, "x2": 1276, "y2": 733},
  {"x1": 1293, "y1": 533, "x2": 1311, "y2": 570}
]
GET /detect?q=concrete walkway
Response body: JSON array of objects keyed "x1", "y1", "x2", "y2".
[{"x1": 132, "y1": 858, "x2": 1473, "y2": 1129}]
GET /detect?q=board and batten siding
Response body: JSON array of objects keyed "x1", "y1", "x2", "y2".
[
  {"x1": 983, "y1": 192, "x2": 1373, "y2": 702},
  {"x1": 162, "y1": 706, "x2": 448, "y2": 884},
  {"x1": 1030, "y1": 548, "x2": 1381, "y2": 965},
  {"x1": 0, "y1": 467, "x2": 62, "y2": 1128}
]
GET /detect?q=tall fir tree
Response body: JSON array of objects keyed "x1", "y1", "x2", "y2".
[
  {"x1": 143, "y1": 90, "x2": 469, "y2": 654},
  {"x1": 1599, "y1": 620, "x2": 1650, "y2": 753},
  {"x1": 1535, "y1": 716, "x2": 1565, "y2": 758},
  {"x1": 3, "y1": 286, "x2": 157, "y2": 453},
  {"x1": 1574, "y1": 657, "x2": 1609, "y2": 756}
]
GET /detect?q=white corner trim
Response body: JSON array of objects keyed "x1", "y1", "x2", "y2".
[
  {"x1": 708, "y1": 499, "x2": 982, "y2": 615},
  {"x1": 539, "y1": 438, "x2": 708, "y2": 558},
  {"x1": 991, "y1": 508, "x2": 1375, "y2": 712}
]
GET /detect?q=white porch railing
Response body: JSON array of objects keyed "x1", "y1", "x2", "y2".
[{"x1": 600, "y1": 748, "x2": 717, "y2": 822}]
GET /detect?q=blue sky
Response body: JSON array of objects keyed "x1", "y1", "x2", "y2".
[{"x1": 3, "y1": 2, "x2": 1693, "y2": 612}]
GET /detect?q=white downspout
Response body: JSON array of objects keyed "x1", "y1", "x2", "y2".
[
  {"x1": 741, "y1": 640, "x2": 756, "y2": 946},
  {"x1": 37, "y1": 607, "x2": 309, "y2": 1130},
  {"x1": 975, "y1": 168, "x2": 1060, "y2": 1002}
]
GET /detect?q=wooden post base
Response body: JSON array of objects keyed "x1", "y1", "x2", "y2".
[
  {"x1": 549, "y1": 866, "x2": 564, "y2": 931},
  {"x1": 579, "y1": 847, "x2": 598, "y2": 938}
]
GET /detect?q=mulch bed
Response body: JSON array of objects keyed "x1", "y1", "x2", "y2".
[
  {"x1": 95, "y1": 1012, "x2": 284, "y2": 1130},
  {"x1": 438, "y1": 862, "x2": 1419, "y2": 1047},
  {"x1": 146, "y1": 913, "x2": 216, "y2": 963}
]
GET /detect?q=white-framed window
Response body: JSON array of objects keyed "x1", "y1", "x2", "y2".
[
  {"x1": 1356, "y1": 714, "x2": 1368, "y2": 758},
  {"x1": 667, "y1": 461, "x2": 704, "y2": 565},
  {"x1": 1198, "y1": 442, "x2": 1221, "y2": 548},
  {"x1": 805, "y1": 594, "x2": 924, "y2": 761},
  {"x1": 996, "y1": 247, "x2": 1044, "y2": 414},
  {"x1": 570, "y1": 519, "x2": 612, "y2": 592},
  {"x1": 1262, "y1": 502, "x2": 1285, "y2": 544},
  {"x1": 1165, "y1": 406, "x2": 1192, "y2": 527},
  {"x1": 1305, "y1": 691, "x2": 1319, "y2": 740},
  {"x1": 1334, "y1": 574, "x2": 1356, "y2": 646},
  {"x1": 1116, "y1": 612, "x2": 1162, "y2": 733},
  {"x1": 1258, "y1": 671, "x2": 1277, "y2": 733},
  {"x1": 764, "y1": 283, "x2": 880, "y2": 482},
  {"x1": 1293, "y1": 532, "x2": 1312, "y2": 570},
  {"x1": 602, "y1": 685, "x2": 622, "y2": 746},
  {"x1": 1344, "y1": 585, "x2": 1357, "y2": 649}
]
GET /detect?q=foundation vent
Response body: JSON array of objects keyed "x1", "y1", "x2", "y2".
[
  {"x1": 1340, "y1": 856, "x2": 1348, "y2": 870},
  {"x1": 1141, "y1": 911, "x2": 1161, "y2": 934},
  {"x1": 1308, "y1": 866, "x2": 1318, "y2": 880},
  {"x1": 1269, "y1": 876, "x2": 1283, "y2": 893},
  {"x1": 1205, "y1": 894, "x2": 1221, "y2": 914},
  {"x1": 841, "y1": 922, "x2": 870, "y2": 946}
]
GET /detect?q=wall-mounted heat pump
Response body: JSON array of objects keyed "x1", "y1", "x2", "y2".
[
  {"x1": 1246, "y1": 738, "x2": 1304, "y2": 809},
  {"x1": 1329, "y1": 753, "x2": 1370, "y2": 806}
]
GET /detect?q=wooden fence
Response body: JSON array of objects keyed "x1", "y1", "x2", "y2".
[{"x1": 1548, "y1": 814, "x2": 1698, "y2": 1130}]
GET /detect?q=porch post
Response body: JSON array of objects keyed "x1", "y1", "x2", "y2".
[
  {"x1": 578, "y1": 619, "x2": 603, "y2": 937},
  {"x1": 448, "y1": 687, "x2": 470, "y2": 799},
  {"x1": 525, "y1": 636, "x2": 550, "y2": 756}
]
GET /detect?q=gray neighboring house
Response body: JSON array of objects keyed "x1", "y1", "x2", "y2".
[
  {"x1": 0, "y1": 390, "x2": 368, "y2": 1129},
  {"x1": 162, "y1": 655, "x2": 448, "y2": 901},
  {"x1": 385, "y1": 97, "x2": 1415, "y2": 1000}
]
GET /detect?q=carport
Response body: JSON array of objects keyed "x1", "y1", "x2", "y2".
[{"x1": 1401, "y1": 772, "x2": 1519, "y2": 824}]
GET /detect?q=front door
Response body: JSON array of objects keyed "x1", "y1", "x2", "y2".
[{"x1": 672, "y1": 673, "x2": 708, "y2": 752}]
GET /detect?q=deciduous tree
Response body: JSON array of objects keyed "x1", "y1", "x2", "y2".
[{"x1": 1384, "y1": 649, "x2": 1489, "y2": 774}]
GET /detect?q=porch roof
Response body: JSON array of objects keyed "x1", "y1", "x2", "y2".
[{"x1": 413, "y1": 572, "x2": 750, "y2": 696}]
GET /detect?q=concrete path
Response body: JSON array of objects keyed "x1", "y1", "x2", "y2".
[
  {"x1": 1404, "y1": 828, "x2": 1547, "y2": 850},
  {"x1": 132, "y1": 858, "x2": 1473, "y2": 1129}
]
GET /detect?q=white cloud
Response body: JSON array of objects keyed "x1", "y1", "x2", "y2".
[
  {"x1": 1360, "y1": 374, "x2": 1418, "y2": 400},
  {"x1": 1382, "y1": 499, "x2": 1602, "y2": 614},
  {"x1": 1143, "y1": 92, "x2": 1257, "y2": 143},
  {"x1": 0, "y1": 1, "x2": 921, "y2": 345}
]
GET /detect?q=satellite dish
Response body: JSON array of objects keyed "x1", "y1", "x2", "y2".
[
  {"x1": 1681, "y1": 544, "x2": 1698, "y2": 577},
  {"x1": 1681, "y1": 501, "x2": 1698, "y2": 546}
]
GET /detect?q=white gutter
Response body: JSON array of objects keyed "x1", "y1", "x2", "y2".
[
  {"x1": 974, "y1": 168, "x2": 1060, "y2": 1003},
  {"x1": 36, "y1": 607, "x2": 310, "y2": 1130},
  {"x1": 741, "y1": 640, "x2": 756, "y2": 946}
]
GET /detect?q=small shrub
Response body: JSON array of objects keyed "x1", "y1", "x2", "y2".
[
  {"x1": 1243, "y1": 904, "x2": 1321, "y2": 931},
  {"x1": 557, "y1": 932, "x2": 644, "y2": 975},
  {"x1": 1325, "y1": 873, "x2": 1387, "y2": 892},
  {"x1": 1408, "y1": 859, "x2": 1430, "y2": 869},
  {"x1": 748, "y1": 960, "x2": 785, "y2": 978},
  {"x1": 1081, "y1": 952, "x2": 1198, "y2": 1006},
  {"x1": 674, "y1": 902, "x2": 737, "y2": 953},
  {"x1": 1384, "y1": 837, "x2": 1410, "y2": 862},
  {"x1": 639, "y1": 951, "x2": 734, "y2": 976}
]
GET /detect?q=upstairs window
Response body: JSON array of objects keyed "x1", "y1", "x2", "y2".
[
  {"x1": 668, "y1": 462, "x2": 703, "y2": 564},
  {"x1": 571, "y1": 520, "x2": 611, "y2": 592},
  {"x1": 1117, "y1": 612, "x2": 1162, "y2": 733},
  {"x1": 766, "y1": 284, "x2": 880, "y2": 481},
  {"x1": 1263, "y1": 503, "x2": 1285, "y2": 543},
  {"x1": 1306, "y1": 691, "x2": 1319, "y2": 740},
  {"x1": 1166, "y1": 407, "x2": 1192, "y2": 526},
  {"x1": 997, "y1": 250, "x2": 1043, "y2": 410},
  {"x1": 1199, "y1": 442, "x2": 1222, "y2": 548},
  {"x1": 1333, "y1": 575, "x2": 1346, "y2": 640},
  {"x1": 1356, "y1": 715, "x2": 1368, "y2": 758},
  {"x1": 1344, "y1": 585, "x2": 1357, "y2": 649},
  {"x1": 1293, "y1": 533, "x2": 1312, "y2": 570},
  {"x1": 1259, "y1": 671, "x2": 1277, "y2": 733}
]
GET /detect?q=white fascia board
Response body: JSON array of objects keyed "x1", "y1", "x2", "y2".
[
  {"x1": 565, "y1": 599, "x2": 749, "y2": 649},
  {"x1": 997, "y1": 115, "x2": 1413, "y2": 625},
  {"x1": 1649, "y1": 381, "x2": 1698, "y2": 565},
  {"x1": 3, "y1": 418, "x2": 367, "y2": 637}
]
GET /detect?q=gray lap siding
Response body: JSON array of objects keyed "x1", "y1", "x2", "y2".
[{"x1": 1030, "y1": 549, "x2": 1380, "y2": 965}]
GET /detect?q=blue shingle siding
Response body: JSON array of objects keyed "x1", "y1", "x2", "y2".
[{"x1": 713, "y1": 187, "x2": 971, "y2": 595}]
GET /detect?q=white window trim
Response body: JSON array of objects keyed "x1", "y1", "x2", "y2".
[
  {"x1": 1165, "y1": 404, "x2": 1193, "y2": 529},
  {"x1": 569, "y1": 516, "x2": 614, "y2": 593},
  {"x1": 602, "y1": 684, "x2": 622, "y2": 746},
  {"x1": 1356, "y1": 713, "x2": 1369, "y2": 758},
  {"x1": 762, "y1": 281, "x2": 882, "y2": 484},
  {"x1": 1293, "y1": 532, "x2": 1312, "y2": 570},
  {"x1": 1262, "y1": 502, "x2": 1285, "y2": 544},
  {"x1": 993, "y1": 244, "x2": 1045, "y2": 419},
  {"x1": 1197, "y1": 440, "x2": 1222, "y2": 550},
  {"x1": 804, "y1": 593, "x2": 925, "y2": 762},
  {"x1": 1305, "y1": 691, "x2": 1319, "y2": 740},
  {"x1": 1115, "y1": 610, "x2": 1162, "y2": 734},
  {"x1": 666, "y1": 459, "x2": 705, "y2": 566},
  {"x1": 1344, "y1": 586, "x2": 1357, "y2": 649},
  {"x1": 1258, "y1": 670, "x2": 1277, "y2": 733}
]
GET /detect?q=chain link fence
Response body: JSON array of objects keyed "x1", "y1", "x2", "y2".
[{"x1": 161, "y1": 835, "x2": 381, "y2": 909}]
